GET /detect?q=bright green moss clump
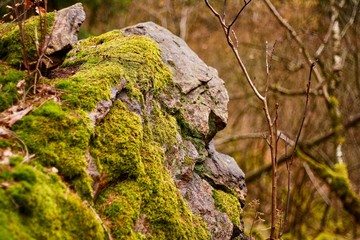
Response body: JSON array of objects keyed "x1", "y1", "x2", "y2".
[
  {"x1": 213, "y1": 189, "x2": 241, "y2": 226},
  {"x1": 12, "y1": 100, "x2": 93, "y2": 198},
  {"x1": 0, "y1": 164, "x2": 105, "y2": 239},
  {"x1": 56, "y1": 62, "x2": 124, "y2": 111},
  {"x1": 0, "y1": 63, "x2": 27, "y2": 111},
  {"x1": 91, "y1": 100, "x2": 145, "y2": 182},
  {"x1": 95, "y1": 140, "x2": 210, "y2": 239},
  {"x1": 57, "y1": 30, "x2": 172, "y2": 111}
]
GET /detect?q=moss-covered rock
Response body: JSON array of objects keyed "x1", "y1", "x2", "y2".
[
  {"x1": 12, "y1": 100, "x2": 94, "y2": 199},
  {"x1": 1, "y1": 13, "x2": 246, "y2": 239},
  {"x1": 0, "y1": 164, "x2": 105, "y2": 239},
  {"x1": 213, "y1": 189, "x2": 241, "y2": 226}
]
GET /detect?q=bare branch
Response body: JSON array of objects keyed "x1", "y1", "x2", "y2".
[
  {"x1": 269, "y1": 84, "x2": 318, "y2": 96},
  {"x1": 205, "y1": 0, "x2": 264, "y2": 101},
  {"x1": 303, "y1": 162, "x2": 331, "y2": 205},
  {"x1": 215, "y1": 132, "x2": 267, "y2": 145},
  {"x1": 232, "y1": 29, "x2": 239, "y2": 48},
  {"x1": 228, "y1": 0, "x2": 252, "y2": 31},
  {"x1": 246, "y1": 112, "x2": 360, "y2": 183},
  {"x1": 262, "y1": 0, "x2": 331, "y2": 101},
  {"x1": 282, "y1": 62, "x2": 315, "y2": 235},
  {"x1": 305, "y1": 113, "x2": 360, "y2": 147},
  {"x1": 315, "y1": 15, "x2": 336, "y2": 58},
  {"x1": 222, "y1": 0, "x2": 227, "y2": 20},
  {"x1": 290, "y1": 62, "x2": 315, "y2": 161},
  {"x1": 340, "y1": 0, "x2": 359, "y2": 39}
]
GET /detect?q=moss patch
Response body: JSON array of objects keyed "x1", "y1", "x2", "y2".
[
  {"x1": 213, "y1": 189, "x2": 241, "y2": 226},
  {"x1": 57, "y1": 30, "x2": 172, "y2": 111},
  {"x1": 0, "y1": 164, "x2": 105, "y2": 239},
  {"x1": 95, "y1": 141, "x2": 210, "y2": 239},
  {"x1": 0, "y1": 13, "x2": 55, "y2": 67},
  {"x1": 12, "y1": 100, "x2": 93, "y2": 198},
  {"x1": 91, "y1": 100, "x2": 145, "y2": 183},
  {"x1": 148, "y1": 101, "x2": 178, "y2": 148},
  {"x1": 0, "y1": 63, "x2": 27, "y2": 111}
]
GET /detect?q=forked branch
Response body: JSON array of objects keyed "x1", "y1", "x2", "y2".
[{"x1": 204, "y1": 0, "x2": 264, "y2": 101}]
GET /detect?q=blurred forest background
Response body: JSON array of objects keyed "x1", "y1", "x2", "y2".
[{"x1": 2, "y1": 0, "x2": 359, "y2": 239}]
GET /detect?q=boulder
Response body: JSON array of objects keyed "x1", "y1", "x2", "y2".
[
  {"x1": 0, "y1": 10, "x2": 247, "y2": 239},
  {"x1": 124, "y1": 22, "x2": 229, "y2": 143},
  {"x1": 44, "y1": 3, "x2": 86, "y2": 69}
]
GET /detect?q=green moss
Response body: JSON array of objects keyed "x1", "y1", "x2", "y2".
[
  {"x1": 56, "y1": 62, "x2": 124, "y2": 111},
  {"x1": 91, "y1": 100, "x2": 145, "y2": 182},
  {"x1": 314, "y1": 232, "x2": 347, "y2": 240},
  {"x1": 96, "y1": 141, "x2": 210, "y2": 239},
  {"x1": 149, "y1": 101, "x2": 178, "y2": 148},
  {"x1": 0, "y1": 139, "x2": 11, "y2": 148},
  {"x1": 12, "y1": 100, "x2": 93, "y2": 198},
  {"x1": 9, "y1": 156, "x2": 24, "y2": 166},
  {"x1": 58, "y1": 30, "x2": 172, "y2": 110},
  {"x1": 96, "y1": 180, "x2": 142, "y2": 239},
  {"x1": 0, "y1": 63, "x2": 27, "y2": 111},
  {"x1": 0, "y1": 166, "x2": 12, "y2": 181},
  {"x1": 212, "y1": 189, "x2": 241, "y2": 226},
  {"x1": 0, "y1": 164, "x2": 105, "y2": 239},
  {"x1": 0, "y1": 13, "x2": 55, "y2": 67}
]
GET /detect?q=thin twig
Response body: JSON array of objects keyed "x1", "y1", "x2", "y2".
[
  {"x1": 262, "y1": 0, "x2": 330, "y2": 102},
  {"x1": 282, "y1": 62, "x2": 315, "y2": 236},
  {"x1": 227, "y1": 0, "x2": 252, "y2": 32},
  {"x1": 340, "y1": 0, "x2": 359, "y2": 39},
  {"x1": 13, "y1": 0, "x2": 29, "y2": 71},
  {"x1": 205, "y1": 0, "x2": 264, "y2": 101},
  {"x1": 83, "y1": 201, "x2": 113, "y2": 240},
  {"x1": 302, "y1": 162, "x2": 331, "y2": 205}
]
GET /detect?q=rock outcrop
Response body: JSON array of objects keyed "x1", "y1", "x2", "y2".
[
  {"x1": 0, "y1": 5, "x2": 247, "y2": 240},
  {"x1": 0, "y1": 3, "x2": 86, "y2": 70}
]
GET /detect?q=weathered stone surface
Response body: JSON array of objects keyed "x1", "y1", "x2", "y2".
[
  {"x1": 180, "y1": 173, "x2": 234, "y2": 240},
  {"x1": 124, "y1": 22, "x2": 229, "y2": 142},
  {"x1": 45, "y1": 3, "x2": 86, "y2": 69},
  {"x1": 47, "y1": 3, "x2": 86, "y2": 54},
  {"x1": 205, "y1": 141, "x2": 247, "y2": 206},
  {"x1": 124, "y1": 22, "x2": 247, "y2": 240}
]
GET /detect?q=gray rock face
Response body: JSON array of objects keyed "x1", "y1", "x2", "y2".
[
  {"x1": 124, "y1": 22, "x2": 247, "y2": 240},
  {"x1": 45, "y1": 3, "x2": 86, "y2": 69},
  {"x1": 205, "y1": 141, "x2": 247, "y2": 206},
  {"x1": 47, "y1": 3, "x2": 85, "y2": 54},
  {"x1": 124, "y1": 22, "x2": 229, "y2": 143}
]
